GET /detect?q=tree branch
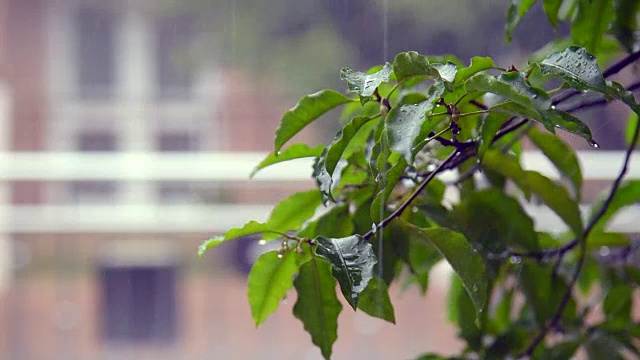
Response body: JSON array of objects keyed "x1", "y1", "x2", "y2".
[
  {"x1": 519, "y1": 104, "x2": 640, "y2": 358},
  {"x1": 362, "y1": 150, "x2": 459, "y2": 240}
]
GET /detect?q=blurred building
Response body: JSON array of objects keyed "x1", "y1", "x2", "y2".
[{"x1": 0, "y1": 0, "x2": 327, "y2": 359}]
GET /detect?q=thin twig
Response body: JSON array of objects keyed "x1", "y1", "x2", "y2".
[
  {"x1": 518, "y1": 104, "x2": 640, "y2": 358},
  {"x1": 362, "y1": 150, "x2": 459, "y2": 240}
]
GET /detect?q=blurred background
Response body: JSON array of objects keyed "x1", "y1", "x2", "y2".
[{"x1": 0, "y1": 0, "x2": 636, "y2": 359}]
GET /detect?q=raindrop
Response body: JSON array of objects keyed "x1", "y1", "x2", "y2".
[
  {"x1": 258, "y1": 240, "x2": 267, "y2": 246},
  {"x1": 509, "y1": 255, "x2": 522, "y2": 264},
  {"x1": 550, "y1": 105, "x2": 556, "y2": 110},
  {"x1": 276, "y1": 151, "x2": 282, "y2": 156},
  {"x1": 277, "y1": 253, "x2": 284, "y2": 259},
  {"x1": 588, "y1": 139, "x2": 600, "y2": 148},
  {"x1": 472, "y1": 284, "x2": 478, "y2": 292},
  {"x1": 599, "y1": 246, "x2": 610, "y2": 257},
  {"x1": 371, "y1": 223, "x2": 378, "y2": 233}
]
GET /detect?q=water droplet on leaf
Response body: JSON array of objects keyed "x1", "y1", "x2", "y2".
[
  {"x1": 258, "y1": 240, "x2": 267, "y2": 246},
  {"x1": 277, "y1": 253, "x2": 284, "y2": 259},
  {"x1": 509, "y1": 255, "x2": 522, "y2": 264},
  {"x1": 588, "y1": 139, "x2": 599, "y2": 148},
  {"x1": 599, "y1": 246, "x2": 610, "y2": 256}
]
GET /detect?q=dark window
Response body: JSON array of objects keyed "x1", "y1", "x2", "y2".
[
  {"x1": 155, "y1": 15, "x2": 195, "y2": 100},
  {"x1": 70, "y1": 131, "x2": 118, "y2": 199},
  {"x1": 75, "y1": 7, "x2": 115, "y2": 98},
  {"x1": 100, "y1": 266, "x2": 177, "y2": 343},
  {"x1": 156, "y1": 132, "x2": 199, "y2": 203}
]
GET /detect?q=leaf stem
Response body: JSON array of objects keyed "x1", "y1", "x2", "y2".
[{"x1": 362, "y1": 150, "x2": 459, "y2": 241}]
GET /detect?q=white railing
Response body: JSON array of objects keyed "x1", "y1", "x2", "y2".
[{"x1": 0, "y1": 151, "x2": 637, "y2": 233}]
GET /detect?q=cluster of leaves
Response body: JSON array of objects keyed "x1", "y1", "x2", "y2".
[{"x1": 200, "y1": 2, "x2": 640, "y2": 359}]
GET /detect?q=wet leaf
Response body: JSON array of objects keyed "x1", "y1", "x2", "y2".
[
  {"x1": 393, "y1": 51, "x2": 435, "y2": 82},
  {"x1": 325, "y1": 115, "x2": 375, "y2": 176},
  {"x1": 341, "y1": 63, "x2": 392, "y2": 102},
  {"x1": 314, "y1": 235, "x2": 377, "y2": 309},
  {"x1": 293, "y1": 257, "x2": 342, "y2": 360},
  {"x1": 537, "y1": 46, "x2": 607, "y2": 93},
  {"x1": 386, "y1": 100, "x2": 436, "y2": 164},
  {"x1": 248, "y1": 251, "x2": 300, "y2": 326},
  {"x1": 357, "y1": 276, "x2": 396, "y2": 323},
  {"x1": 370, "y1": 157, "x2": 407, "y2": 223},
  {"x1": 603, "y1": 286, "x2": 632, "y2": 328},
  {"x1": 528, "y1": 126, "x2": 583, "y2": 197},
  {"x1": 275, "y1": 90, "x2": 352, "y2": 152},
  {"x1": 520, "y1": 261, "x2": 576, "y2": 325},
  {"x1": 251, "y1": 144, "x2": 324, "y2": 178},
  {"x1": 409, "y1": 226, "x2": 488, "y2": 313}
]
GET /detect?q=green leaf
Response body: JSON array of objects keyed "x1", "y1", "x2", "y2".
[
  {"x1": 481, "y1": 150, "x2": 532, "y2": 200},
  {"x1": 275, "y1": 90, "x2": 352, "y2": 152},
  {"x1": 585, "y1": 333, "x2": 626, "y2": 360},
  {"x1": 313, "y1": 148, "x2": 335, "y2": 203},
  {"x1": 542, "y1": 0, "x2": 563, "y2": 28},
  {"x1": 293, "y1": 257, "x2": 342, "y2": 360},
  {"x1": 386, "y1": 97, "x2": 439, "y2": 164},
  {"x1": 432, "y1": 61, "x2": 459, "y2": 89},
  {"x1": 603, "y1": 286, "x2": 633, "y2": 328},
  {"x1": 248, "y1": 251, "x2": 300, "y2": 326},
  {"x1": 607, "y1": 81, "x2": 640, "y2": 115},
  {"x1": 626, "y1": 112, "x2": 639, "y2": 147},
  {"x1": 505, "y1": 0, "x2": 538, "y2": 42},
  {"x1": 314, "y1": 235, "x2": 377, "y2": 309},
  {"x1": 340, "y1": 63, "x2": 392, "y2": 102},
  {"x1": 466, "y1": 72, "x2": 551, "y2": 122},
  {"x1": 526, "y1": 171, "x2": 584, "y2": 235},
  {"x1": 612, "y1": 0, "x2": 640, "y2": 53},
  {"x1": 393, "y1": 51, "x2": 434, "y2": 82},
  {"x1": 541, "y1": 339, "x2": 582, "y2": 360},
  {"x1": 571, "y1": 0, "x2": 615, "y2": 54},
  {"x1": 478, "y1": 113, "x2": 509, "y2": 160},
  {"x1": 454, "y1": 189, "x2": 539, "y2": 253},
  {"x1": 520, "y1": 261, "x2": 576, "y2": 325},
  {"x1": 536, "y1": 46, "x2": 607, "y2": 93},
  {"x1": 371, "y1": 157, "x2": 407, "y2": 223},
  {"x1": 587, "y1": 232, "x2": 631, "y2": 249},
  {"x1": 325, "y1": 115, "x2": 375, "y2": 176},
  {"x1": 455, "y1": 56, "x2": 496, "y2": 86},
  {"x1": 528, "y1": 126, "x2": 583, "y2": 197},
  {"x1": 590, "y1": 180, "x2": 640, "y2": 232},
  {"x1": 198, "y1": 220, "x2": 268, "y2": 256},
  {"x1": 251, "y1": 144, "x2": 324, "y2": 178},
  {"x1": 542, "y1": 108, "x2": 595, "y2": 144},
  {"x1": 263, "y1": 189, "x2": 323, "y2": 240},
  {"x1": 409, "y1": 226, "x2": 488, "y2": 313},
  {"x1": 489, "y1": 100, "x2": 540, "y2": 120},
  {"x1": 314, "y1": 205, "x2": 355, "y2": 238},
  {"x1": 448, "y1": 275, "x2": 483, "y2": 349},
  {"x1": 357, "y1": 276, "x2": 396, "y2": 323}
]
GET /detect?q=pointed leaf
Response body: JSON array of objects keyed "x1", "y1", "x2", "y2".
[
  {"x1": 432, "y1": 61, "x2": 459, "y2": 89},
  {"x1": 408, "y1": 226, "x2": 488, "y2": 313},
  {"x1": 466, "y1": 72, "x2": 552, "y2": 119},
  {"x1": 571, "y1": 0, "x2": 615, "y2": 54},
  {"x1": 478, "y1": 112, "x2": 510, "y2": 159},
  {"x1": 537, "y1": 46, "x2": 607, "y2": 93},
  {"x1": 505, "y1": 0, "x2": 538, "y2": 42},
  {"x1": 293, "y1": 257, "x2": 342, "y2": 360},
  {"x1": 371, "y1": 157, "x2": 408, "y2": 223},
  {"x1": 528, "y1": 126, "x2": 583, "y2": 197},
  {"x1": 607, "y1": 81, "x2": 640, "y2": 115},
  {"x1": 543, "y1": 0, "x2": 563, "y2": 28},
  {"x1": 542, "y1": 108, "x2": 595, "y2": 144},
  {"x1": 251, "y1": 144, "x2": 324, "y2": 178},
  {"x1": 526, "y1": 171, "x2": 583, "y2": 235},
  {"x1": 455, "y1": 56, "x2": 496, "y2": 85},
  {"x1": 275, "y1": 90, "x2": 352, "y2": 152},
  {"x1": 198, "y1": 220, "x2": 268, "y2": 256},
  {"x1": 248, "y1": 251, "x2": 300, "y2": 326},
  {"x1": 341, "y1": 63, "x2": 392, "y2": 101},
  {"x1": 357, "y1": 276, "x2": 396, "y2": 323},
  {"x1": 612, "y1": 0, "x2": 640, "y2": 53},
  {"x1": 386, "y1": 90, "x2": 440, "y2": 163},
  {"x1": 482, "y1": 150, "x2": 532, "y2": 199},
  {"x1": 325, "y1": 116, "x2": 374, "y2": 176},
  {"x1": 489, "y1": 100, "x2": 540, "y2": 120},
  {"x1": 454, "y1": 189, "x2": 539, "y2": 253},
  {"x1": 520, "y1": 261, "x2": 576, "y2": 325},
  {"x1": 314, "y1": 235, "x2": 377, "y2": 309},
  {"x1": 263, "y1": 190, "x2": 323, "y2": 240},
  {"x1": 590, "y1": 180, "x2": 640, "y2": 232}
]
